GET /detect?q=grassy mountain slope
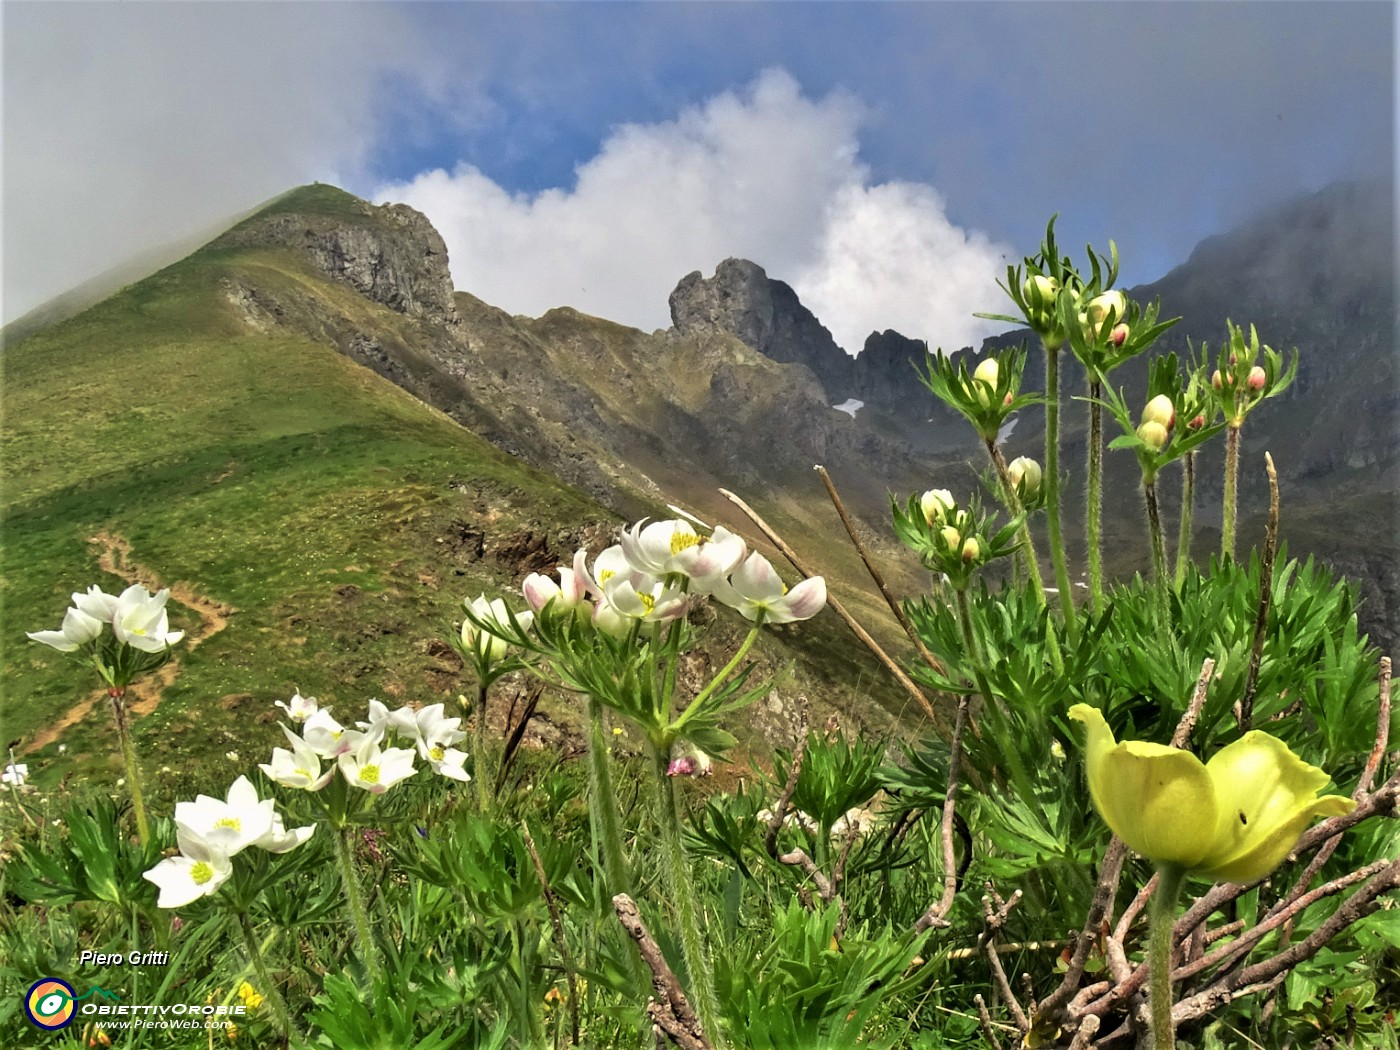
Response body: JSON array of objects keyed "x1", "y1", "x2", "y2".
[{"x1": 1, "y1": 189, "x2": 918, "y2": 801}]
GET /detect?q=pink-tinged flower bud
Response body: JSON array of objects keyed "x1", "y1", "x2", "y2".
[
  {"x1": 1137, "y1": 420, "x2": 1169, "y2": 452},
  {"x1": 1247, "y1": 366, "x2": 1266, "y2": 391},
  {"x1": 920, "y1": 488, "x2": 956, "y2": 525},
  {"x1": 961, "y1": 537, "x2": 980, "y2": 562},
  {"x1": 1212, "y1": 370, "x2": 1222, "y2": 391},
  {"x1": 1003, "y1": 391, "x2": 1014, "y2": 407},
  {"x1": 666, "y1": 757, "x2": 696, "y2": 777},
  {"x1": 941, "y1": 525, "x2": 962, "y2": 550},
  {"x1": 1007, "y1": 456, "x2": 1042, "y2": 500},
  {"x1": 1187, "y1": 413, "x2": 1205, "y2": 430},
  {"x1": 1142, "y1": 394, "x2": 1176, "y2": 430},
  {"x1": 1110, "y1": 323, "x2": 1129, "y2": 347},
  {"x1": 1086, "y1": 291, "x2": 1128, "y2": 326}
]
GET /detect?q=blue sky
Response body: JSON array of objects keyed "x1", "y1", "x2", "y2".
[{"x1": 4, "y1": 2, "x2": 1394, "y2": 351}]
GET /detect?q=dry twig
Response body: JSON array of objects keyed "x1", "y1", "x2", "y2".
[{"x1": 613, "y1": 895, "x2": 714, "y2": 1050}]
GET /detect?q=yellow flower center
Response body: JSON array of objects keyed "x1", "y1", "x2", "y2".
[
  {"x1": 190, "y1": 861, "x2": 214, "y2": 885},
  {"x1": 294, "y1": 768, "x2": 313, "y2": 781},
  {"x1": 670, "y1": 532, "x2": 701, "y2": 555},
  {"x1": 359, "y1": 764, "x2": 381, "y2": 785},
  {"x1": 638, "y1": 592, "x2": 655, "y2": 613},
  {"x1": 598, "y1": 569, "x2": 614, "y2": 584},
  {"x1": 214, "y1": 817, "x2": 241, "y2": 831},
  {"x1": 430, "y1": 746, "x2": 445, "y2": 762}
]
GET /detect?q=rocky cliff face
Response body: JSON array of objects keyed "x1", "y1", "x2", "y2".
[
  {"x1": 214, "y1": 194, "x2": 459, "y2": 327},
  {"x1": 670, "y1": 258, "x2": 856, "y2": 399}
]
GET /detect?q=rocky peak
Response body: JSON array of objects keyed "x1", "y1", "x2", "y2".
[
  {"x1": 212, "y1": 186, "x2": 459, "y2": 327},
  {"x1": 669, "y1": 258, "x2": 855, "y2": 398}
]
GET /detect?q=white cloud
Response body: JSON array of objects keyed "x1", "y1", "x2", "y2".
[
  {"x1": 377, "y1": 69, "x2": 1010, "y2": 354},
  {"x1": 1, "y1": 3, "x2": 431, "y2": 322}
]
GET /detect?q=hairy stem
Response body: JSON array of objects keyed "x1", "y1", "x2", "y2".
[
  {"x1": 1149, "y1": 864, "x2": 1187, "y2": 1050},
  {"x1": 650, "y1": 742, "x2": 726, "y2": 1049},
  {"x1": 473, "y1": 681, "x2": 494, "y2": 811},
  {"x1": 1144, "y1": 476, "x2": 1173, "y2": 625},
  {"x1": 331, "y1": 824, "x2": 381, "y2": 984},
  {"x1": 109, "y1": 690, "x2": 150, "y2": 847},
  {"x1": 1086, "y1": 380, "x2": 1105, "y2": 615},
  {"x1": 236, "y1": 910, "x2": 300, "y2": 1042},
  {"x1": 985, "y1": 438, "x2": 1046, "y2": 606},
  {"x1": 1043, "y1": 343, "x2": 1078, "y2": 642},
  {"x1": 1222, "y1": 424, "x2": 1241, "y2": 560},
  {"x1": 586, "y1": 697, "x2": 632, "y2": 899},
  {"x1": 1174, "y1": 452, "x2": 1195, "y2": 588}
]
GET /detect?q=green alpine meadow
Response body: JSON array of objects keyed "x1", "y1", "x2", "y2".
[{"x1": 2, "y1": 182, "x2": 1397, "y2": 1050}]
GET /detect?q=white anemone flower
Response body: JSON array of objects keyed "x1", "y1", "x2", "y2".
[
  {"x1": 26, "y1": 606, "x2": 105, "y2": 651},
  {"x1": 174, "y1": 776, "x2": 275, "y2": 857},
  {"x1": 254, "y1": 811, "x2": 316, "y2": 854},
  {"x1": 302, "y1": 709, "x2": 352, "y2": 758},
  {"x1": 273, "y1": 691, "x2": 318, "y2": 722},
  {"x1": 600, "y1": 573, "x2": 687, "y2": 625},
  {"x1": 522, "y1": 563, "x2": 588, "y2": 613},
  {"x1": 143, "y1": 829, "x2": 234, "y2": 908},
  {"x1": 259, "y1": 724, "x2": 335, "y2": 791},
  {"x1": 711, "y1": 553, "x2": 828, "y2": 624},
  {"x1": 412, "y1": 703, "x2": 465, "y2": 747},
  {"x1": 619, "y1": 519, "x2": 747, "y2": 588},
  {"x1": 338, "y1": 732, "x2": 417, "y2": 794},
  {"x1": 71, "y1": 585, "x2": 120, "y2": 622},
  {"x1": 3, "y1": 763, "x2": 29, "y2": 787},
  {"x1": 415, "y1": 704, "x2": 469, "y2": 781},
  {"x1": 461, "y1": 596, "x2": 533, "y2": 663},
  {"x1": 357, "y1": 699, "x2": 422, "y2": 740},
  {"x1": 579, "y1": 545, "x2": 637, "y2": 597},
  {"x1": 111, "y1": 584, "x2": 184, "y2": 653}
]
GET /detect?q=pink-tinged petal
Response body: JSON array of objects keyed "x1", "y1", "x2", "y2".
[
  {"x1": 777, "y1": 577, "x2": 827, "y2": 622},
  {"x1": 731, "y1": 552, "x2": 785, "y2": 602},
  {"x1": 522, "y1": 572, "x2": 560, "y2": 612}
]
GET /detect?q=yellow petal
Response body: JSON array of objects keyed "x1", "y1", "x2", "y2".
[
  {"x1": 1195, "y1": 731, "x2": 1356, "y2": 883},
  {"x1": 1070, "y1": 705, "x2": 1220, "y2": 867}
]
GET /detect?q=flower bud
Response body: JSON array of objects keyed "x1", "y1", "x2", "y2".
[
  {"x1": 1247, "y1": 366, "x2": 1267, "y2": 391},
  {"x1": 1137, "y1": 420, "x2": 1169, "y2": 452},
  {"x1": 1086, "y1": 291, "x2": 1128, "y2": 326},
  {"x1": 1110, "y1": 322, "x2": 1129, "y2": 347},
  {"x1": 961, "y1": 536, "x2": 980, "y2": 562},
  {"x1": 972, "y1": 358, "x2": 999, "y2": 408},
  {"x1": 1187, "y1": 413, "x2": 1205, "y2": 430},
  {"x1": 1023, "y1": 273, "x2": 1059, "y2": 306},
  {"x1": 1007, "y1": 456, "x2": 1042, "y2": 500},
  {"x1": 1142, "y1": 394, "x2": 1176, "y2": 430},
  {"x1": 941, "y1": 525, "x2": 962, "y2": 550},
  {"x1": 920, "y1": 488, "x2": 956, "y2": 525}
]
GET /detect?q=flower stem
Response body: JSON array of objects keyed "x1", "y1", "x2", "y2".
[
  {"x1": 331, "y1": 824, "x2": 381, "y2": 985},
  {"x1": 1174, "y1": 452, "x2": 1195, "y2": 587},
  {"x1": 235, "y1": 910, "x2": 301, "y2": 1043},
  {"x1": 473, "y1": 681, "x2": 494, "y2": 811},
  {"x1": 108, "y1": 689, "x2": 150, "y2": 847},
  {"x1": 689, "y1": 624, "x2": 761, "y2": 713},
  {"x1": 649, "y1": 742, "x2": 726, "y2": 1049},
  {"x1": 1043, "y1": 343, "x2": 1078, "y2": 642},
  {"x1": 1086, "y1": 380, "x2": 1105, "y2": 615},
  {"x1": 1222, "y1": 424, "x2": 1241, "y2": 561},
  {"x1": 1144, "y1": 476, "x2": 1172, "y2": 620},
  {"x1": 1149, "y1": 864, "x2": 1187, "y2": 1050},
  {"x1": 984, "y1": 439, "x2": 1047, "y2": 607}
]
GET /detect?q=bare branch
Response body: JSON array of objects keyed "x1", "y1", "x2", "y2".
[
  {"x1": 915, "y1": 694, "x2": 972, "y2": 934},
  {"x1": 1360, "y1": 655, "x2": 1392, "y2": 797},
  {"x1": 765, "y1": 709, "x2": 808, "y2": 858},
  {"x1": 1066, "y1": 1014, "x2": 1100, "y2": 1050},
  {"x1": 815, "y1": 464, "x2": 947, "y2": 677},
  {"x1": 1237, "y1": 454, "x2": 1279, "y2": 732},
  {"x1": 980, "y1": 885, "x2": 1029, "y2": 1033},
  {"x1": 974, "y1": 994, "x2": 1005, "y2": 1050},
  {"x1": 1037, "y1": 836, "x2": 1127, "y2": 1018},
  {"x1": 1173, "y1": 658, "x2": 1216, "y2": 748},
  {"x1": 719, "y1": 486, "x2": 952, "y2": 740},
  {"x1": 613, "y1": 895, "x2": 714, "y2": 1050}
]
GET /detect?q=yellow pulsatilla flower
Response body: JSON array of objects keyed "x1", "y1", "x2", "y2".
[{"x1": 1069, "y1": 705, "x2": 1355, "y2": 883}]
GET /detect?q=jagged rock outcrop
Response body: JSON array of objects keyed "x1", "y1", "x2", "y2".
[
  {"x1": 214, "y1": 195, "x2": 459, "y2": 327},
  {"x1": 669, "y1": 258, "x2": 855, "y2": 399}
]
